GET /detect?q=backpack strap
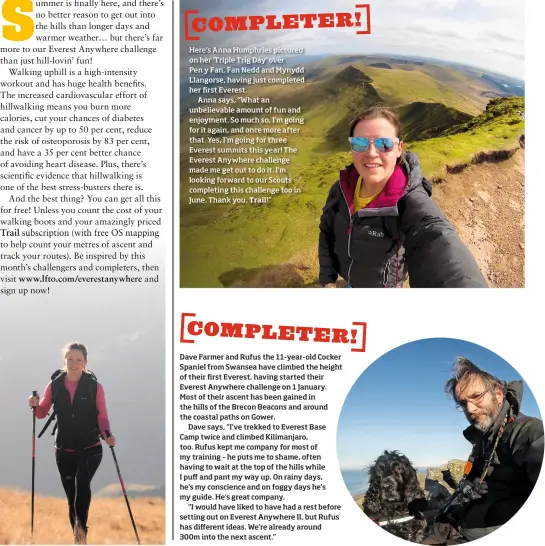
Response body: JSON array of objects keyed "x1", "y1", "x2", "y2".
[
  {"x1": 50, "y1": 369, "x2": 64, "y2": 406},
  {"x1": 84, "y1": 371, "x2": 100, "y2": 436},
  {"x1": 87, "y1": 371, "x2": 98, "y2": 411},
  {"x1": 38, "y1": 370, "x2": 65, "y2": 438}
]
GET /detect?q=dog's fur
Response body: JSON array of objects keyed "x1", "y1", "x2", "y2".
[{"x1": 363, "y1": 451, "x2": 428, "y2": 543}]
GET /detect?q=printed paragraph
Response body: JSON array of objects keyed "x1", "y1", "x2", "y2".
[
  {"x1": 0, "y1": 0, "x2": 167, "y2": 296},
  {"x1": 176, "y1": 351, "x2": 343, "y2": 540},
  {"x1": 182, "y1": 46, "x2": 306, "y2": 207}
]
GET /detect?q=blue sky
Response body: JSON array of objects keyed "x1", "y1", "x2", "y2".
[
  {"x1": 181, "y1": 0, "x2": 524, "y2": 78},
  {"x1": 337, "y1": 338, "x2": 541, "y2": 470}
]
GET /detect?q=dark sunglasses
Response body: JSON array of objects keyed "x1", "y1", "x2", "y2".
[{"x1": 348, "y1": 136, "x2": 399, "y2": 153}]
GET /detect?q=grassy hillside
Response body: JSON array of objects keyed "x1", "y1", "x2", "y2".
[
  {"x1": 299, "y1": 56, "x2": 487, "y2": 114},
  {"x1": 399, "y1": 102, "x2": 472, "y2": 142},
  {"x1": 274, "y1": 65, "x2": 383, "y2": 150},
  {"x1": 368, "y1": 63, "x2": 392, "y2": 69},
  {"x1": 0, "y1": 488, "x2": 164, "y2": 545},
  {"x1": 315, "y1": 66, "x2": 383, "y2": 150},
  {"x1": 410, "y1": 96, "x2": 524, "y2": 180},
  {"x1": 180, "y1": 65, "x2": 381, "y2": 254},
  {"x1": 353, "y1": 64, "x2": 480, "y2": 113}
]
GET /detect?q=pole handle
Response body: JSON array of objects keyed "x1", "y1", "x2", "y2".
[
  {"x1": 105, "y1": 429, "x2": 114, "y2": 448},
  {"x1": 31, "y1": 391, "x2": 38, "y2": 414}
]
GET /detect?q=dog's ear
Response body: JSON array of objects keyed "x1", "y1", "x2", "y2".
[
  {"x1": 363, "y1": 482, "x2": 382, "y2": 517},
  {"x1": 404, "y1": 467, "x2": 425, "y2": 507}
]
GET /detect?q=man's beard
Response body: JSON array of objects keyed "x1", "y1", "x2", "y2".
[{"x1": 467, "y1": 400, "x2": 502, "y2": 432}]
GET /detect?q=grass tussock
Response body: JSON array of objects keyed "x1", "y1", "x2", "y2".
[
  {"x1": 444, "y1": 147, "x2": 519, "y2": 176},
  {"x1": 0, "y1": 489, "x2": 164, "y2": 545}
]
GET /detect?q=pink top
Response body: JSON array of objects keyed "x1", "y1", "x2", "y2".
[{"x1": 36, "y1": 377, "x2": 112, "y2": 447}]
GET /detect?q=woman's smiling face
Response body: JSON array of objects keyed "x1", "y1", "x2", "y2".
[
  {"x1": 65, "y1": 349, "x2": 86, "y2": 374},
  {"x1": 352, "y1": 117, "x2": 403, "y2": 189}
]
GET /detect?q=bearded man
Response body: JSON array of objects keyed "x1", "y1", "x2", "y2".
[{"x1": 423, "y1": 357, "x2": 543, "y2": 544}]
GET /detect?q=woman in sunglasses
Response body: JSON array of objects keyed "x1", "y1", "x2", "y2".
[{"x1": 318, "y1": 105, "x2": 487, "y2": 287}]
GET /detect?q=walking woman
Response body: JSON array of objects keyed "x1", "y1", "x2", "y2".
[
  {"x1": 28, "y1": 342, "x2": 115, "y2": 545},
  {"x1": 318, "y1": 105, "x2": 487, "y2": 287}
]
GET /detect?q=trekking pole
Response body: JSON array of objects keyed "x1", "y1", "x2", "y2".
[
  {"x1": 105, "y1": 430, "x2": 141, "y2": 545},
  {"x1": 31, "y1": 390, "x2": 38, "y2": 544}
]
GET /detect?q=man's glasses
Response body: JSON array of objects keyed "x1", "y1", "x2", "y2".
[
  {"x1": 455, "y1": 390, "x2": 489, "y2": 411},
  {"x1": 348, "y1": 136, "x2": 399, "y2": 153}
]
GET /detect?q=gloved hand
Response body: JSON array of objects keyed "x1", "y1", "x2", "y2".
[
  {"x1": 435, "y1": 479, "x2": 488, "y2": 523},
  {"x1": 459, "y1": 478, "x2": 488, "y2": 504},
  {"x1": 434, "y1": 504, "x2": 464, "y2": 527},
  {"x1": 434, "y1": 510, "x2": 455, "y2": 524}
]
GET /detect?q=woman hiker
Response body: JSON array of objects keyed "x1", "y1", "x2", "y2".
[
  {"x1": 318, "y1": 105, "x2": 487, "y2": 288},
  {"x1": 28, "y1": 342, "x2": 115, "y2": 545}
]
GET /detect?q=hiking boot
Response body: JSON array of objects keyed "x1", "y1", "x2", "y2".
[{"x1": 73, "y1": 523, "x2": 87, "y2": 545}]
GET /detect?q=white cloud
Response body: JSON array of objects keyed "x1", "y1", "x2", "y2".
[
  {"x1": 120, "y1": 331, "x2": 143, "y2": 345},
  {"x1": 389, "y1": 0, "x2": 462, "y2": 9},
  {"x1": 477, "y1": 0, "x2": 520, "y2": 7}
]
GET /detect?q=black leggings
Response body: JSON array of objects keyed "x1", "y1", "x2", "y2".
[{"x1": 55, "y1": 444, "x2": 103, "y2": 529}]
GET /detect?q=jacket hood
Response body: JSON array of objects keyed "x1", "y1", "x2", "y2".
[
  {"x1": 463, "y1": 380, "x2": 524, "y2": 443},
  {"x1": 504, "y1": 380, "x2": 523, "y2": 415},
  {"x1": 403, "y1": 151, "x2": 431, "y2": 196}
]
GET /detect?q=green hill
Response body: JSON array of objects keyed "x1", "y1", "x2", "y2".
[
  {"x1": 410, "y1": 96, "x2": 524, "y2": 180},
  {"x1": 368, "y1": 63, "x2": 392, "y2": 69},
  {"x1": 279, "y1": 65, "x2": 383, "y2": 148},
  {"x1": 320, "y1": 66, "x2": 384, "y2": 149},
  {"x1": 442, "y1": 96, "x2": 524, "y2": 136},
  {"x1": 299, "y1": 56, "x2": 487, "y2": 114},
  {"x1": 399, "y1": 102, "x2": 473, "y2": 142}
]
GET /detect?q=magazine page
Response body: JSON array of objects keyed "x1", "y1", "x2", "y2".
[
  {"x1": 0, "y1": 0, "x2": 171, "y2": 544},
  {"x1": 1, "y1": 1, "x2": 542, "y2": 546},
  {"x1": 176, "y1": 1, "x2": 543, "y2": 546}
]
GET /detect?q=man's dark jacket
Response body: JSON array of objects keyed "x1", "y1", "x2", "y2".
[{"x1": 458, "y1": 381, "x2": 543, "y2": 539}]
